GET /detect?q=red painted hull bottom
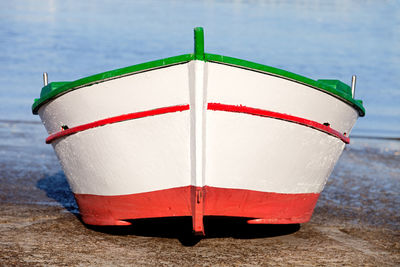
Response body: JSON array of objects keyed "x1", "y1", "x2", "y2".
[{"x1": 75, "y1": 186, "x2": 320, "y2": 235}]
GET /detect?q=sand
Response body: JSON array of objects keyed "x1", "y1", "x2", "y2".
[{"x1": 0, "y1": 121, "x2": 399, "y2": 266}]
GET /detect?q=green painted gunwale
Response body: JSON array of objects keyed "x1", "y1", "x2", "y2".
[
  {"x1": 32, "y1": 54, "x2": 194, "y2": 114},
  {"x1": 32, "y1": 27, "x2": 365, "y2": 116},
  {"x1": 205, "y1": 53, "x2": 365, "y2": 116}
]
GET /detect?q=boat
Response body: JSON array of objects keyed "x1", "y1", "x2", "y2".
[{"x1": 32, "y1": 27, "x2": 365, "y2": 235}]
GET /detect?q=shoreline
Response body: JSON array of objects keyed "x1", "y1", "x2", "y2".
[{"x1": 0, "y1": 122, "x2": 399, "y2": 265}]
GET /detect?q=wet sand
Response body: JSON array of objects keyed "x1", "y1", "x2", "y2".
[{"x1": 0, "y1": 121, "x2": 399, "y2": 266}]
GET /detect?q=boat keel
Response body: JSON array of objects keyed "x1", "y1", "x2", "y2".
[{"x1": 192, "y1": 187, "x2": 205, "y2": 235}]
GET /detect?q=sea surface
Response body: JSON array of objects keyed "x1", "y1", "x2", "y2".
[{"x1": 0, "y1": 0, "x2": 399, "y2": 138}]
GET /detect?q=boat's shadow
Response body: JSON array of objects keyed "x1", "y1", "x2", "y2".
[
  {"x1": 37, "y1": 171, "x2": 300, "y2": 246},
  {"x1": 36, "y1": 171, "x2": 80, "y2": 215},
  {"x1": 88, "y1": 218, "x2": 300, "y2": 246}
]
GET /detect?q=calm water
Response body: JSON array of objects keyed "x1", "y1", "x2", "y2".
[{"x1": 0, "y1": 0, "x2": 399, "y2": 138}]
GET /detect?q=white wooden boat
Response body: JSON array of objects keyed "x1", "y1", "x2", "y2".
[{"x1": 33, "y1": 27, "x2": 365, "y2": 235}]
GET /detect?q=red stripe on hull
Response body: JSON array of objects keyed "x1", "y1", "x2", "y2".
[
  {"x1": 74, "y1": 186, "x2": 320, "y2": 231},
  {"x1": 46, "y1": 104, "x2": 190, "y2": 144},
  {"x1": 207, "y1": 102, "x2": 350, "y2": 143}
]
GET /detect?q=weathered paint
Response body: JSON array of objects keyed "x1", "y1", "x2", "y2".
[
  {"x1": 46, "y1": 105, "x2": 190, "y2": 144},
  {"x1": 207, "y1": 102, "x2": 349, "y2": 143}
]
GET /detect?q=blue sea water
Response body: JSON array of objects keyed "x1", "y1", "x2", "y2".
[{"x1": 0, "y1": 0, "x2": 399, "y2": 138}]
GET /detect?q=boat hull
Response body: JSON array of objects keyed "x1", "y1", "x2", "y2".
[{"x1": 37, "y1": 60, "x2": 360, "y2": 234}]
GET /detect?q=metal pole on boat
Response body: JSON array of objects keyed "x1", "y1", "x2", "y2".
[
  {"x1": 43, "y1": 72, "x2": 49, "y2": 86},
  {"x1": 351, "y1": 75, "x2": 356, "y2": 98}
]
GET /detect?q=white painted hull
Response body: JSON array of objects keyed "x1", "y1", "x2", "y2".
[
  {"x1": 39, "y1": 61, "x2": 356, "y2": 195},
  {"x1": 37, "y1": 60, "x2": 360, "y2": 232}
]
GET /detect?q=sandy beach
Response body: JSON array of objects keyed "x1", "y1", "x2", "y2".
[{"x1": 0, "y1": 121, "x2": 398, "y2": 266}]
